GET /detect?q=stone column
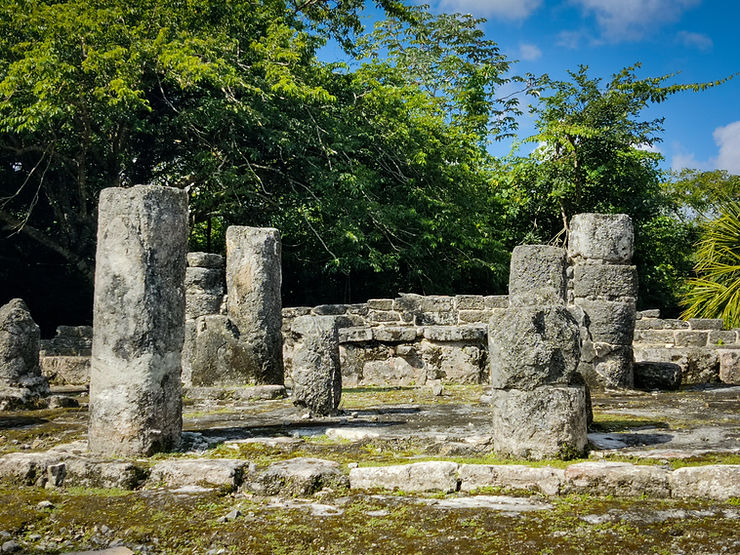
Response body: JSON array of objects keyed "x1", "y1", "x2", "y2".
[
  {"x1": 569, "y1": 213, "x2": 637, "y2": 389},
  {"x1": 0, "y1": 298, "x2": 49, "y2": 409},
  {"x1": 89, "y1": 185, "x2": 187, "y2": 457},
  {"x1": 225, "y1": 226, "x2": 283, "y2": 385},
  {"x1": 489, "y1": 245, "x2": 588, "y2": 460},
  {"x1": 181, "y1": 252, "x2": 225, "y2": 385},
  {"x1": 291, "y1": 315, "x2": 341, "y2": 416}
]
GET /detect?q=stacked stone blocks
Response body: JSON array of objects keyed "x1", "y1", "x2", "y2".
[
  {"x1": 488, "y1": 245, "x2": 588, "y2": 460},
  {"x1": 568, "y1": 213, "x2": 637, "y2": 390}
]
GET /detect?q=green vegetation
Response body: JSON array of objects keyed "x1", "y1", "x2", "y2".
[{"x1": 1, "y1": 1, "x2": 733, "y2": 327}]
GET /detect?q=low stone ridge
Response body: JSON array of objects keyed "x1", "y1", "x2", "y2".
[
  {"x1": 670, "y1": 465, "x2": 740, "y2": 500},
  {"x1": 634, "y1": 361, "x2": 682, "y2": 390},
  {"x1": 458, "y1": 464, "x2": 564, "y2": 496},
  {"x1": 634, "y1": 345, "x2": 720, "y2": 385},
  {"x1": 563, "y1": 462, "x2": 671, "y2": 498},
  {"x1": 246, "y1": 457, "x2": 348, "y2": 496}
]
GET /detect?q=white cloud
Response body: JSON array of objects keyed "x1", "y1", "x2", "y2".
[
  {"x1": 677, "y1": 30, "x2": 713, "y2": 51},
  {"x1": 571, "y1": 0, "x2": 701, "y2": 41},
  {"x1": 635, "y1": 142, "x2": 661, "y2": 154},
  {"x1": 556, "y1": 30, "x2": 587, "y2": 49},
  {"x1": 435, "y1": 0, "x2": 542, "y2": 20},
  {"x1": 671, "y1": 121, "x2": 740, "y2": 174},
  {"x1": 714, "y1": 121, "x2": 740, "y2": 175},
  {"x1": 519, "y1": 43, "x2": 542, "y2": 61}
]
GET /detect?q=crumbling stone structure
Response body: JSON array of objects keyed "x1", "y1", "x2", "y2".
[
  {"x1": 88, "y1": 185, "x2": 187, "y2": 457},
  {"x1": 0, "y1": 298, "x2": 49, "y2": 409},
  {"x1": 568, "y1": 213, "x2": 637, "y2": 390},
  {"x1": 291, "y1": 315, "x2": 341, "y2": 416},
  {"x1": 226, "y1": 226, "x2": 284, "y2": 385},
  {"x1": 39, "y1": 325, "x2": 92, "y2": 385},
  {"x1": 488, "y1": 246, "x2": 588, "y2": 459}
]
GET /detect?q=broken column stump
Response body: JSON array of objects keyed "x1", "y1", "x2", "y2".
[
  {"x1": 489, "y1": 245, "x2": 588, "y2": 460},
  {"x1": 569, "y1": 213, "x2": 637, "y2": 390},
  {"x1": 0, "y1": 298, "x2": 49, "y2": 409},
  {"x1": 89, "y1": 185, "x2": 188, "y2": 457},
  {"x1": 226, "y1": 226, "x2": 284, "y2": 385},
  {"x1": 291, "y1": 315, "x2": 341, "y2": 416}
]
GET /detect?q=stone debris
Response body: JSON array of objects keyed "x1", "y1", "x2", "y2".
[{"x1": 89, "y1": 185, "x2": 188, "y2": 457}]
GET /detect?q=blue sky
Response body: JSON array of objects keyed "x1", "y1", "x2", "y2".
[{"x1": 325, "y1": 0, "x2": 740, "y2": 174}]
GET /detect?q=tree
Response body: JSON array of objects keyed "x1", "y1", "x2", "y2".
[
  {"x1": 497, "y1": 64, "x2": 725, "y2": 312},
  {"x1": 682, "y1": 201, "x2": 740, "y2": 328}
]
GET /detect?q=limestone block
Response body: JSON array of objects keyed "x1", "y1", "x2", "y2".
[
  {"x1": 670, "y1": 465, "x2": 740, "y2": 500},
  {"x1": 421, "y1": 342, "x2": 485, "y2": 384},
  {"x1": 366, "y1": 299, "x2": 393, "y2": 310},
  {"x1": 89, "y1": 185, "x2": 187, "y2": 457},
  {"x1": 225, "y1": 226, "x2": 283, "y2": 385},
  {"x1": 415, "y1": 311, "x2": 457, "y2": 326},
  {"x1": 338, "y1": 327, "x2": 373, "y2": 343},
  {"x1": 634, "y1": 361, "x2": 682, "y2": 390},
  {"x1": 0, "y1": 452, "x2": 60, "y2": 486},
  {"x1": 718, "y1": 349, "x2": 740, "y2": 384},
  {"x1": 291, "y1": 315, "x2": 341, "y2": 416},
  {"x1": 0, "y1": 299, "x2": 49, "y2": 404},
  {"x1": 187, "y1": 252, "x2": 224, "y2": 269},
  {"x1": 423, "y1": 325, "x2": 487, "y2": 342},
  {"x1": 568, "y1": 213, "x2": 634, "y2": 263},
  {"x1": 189, "y1": 315, "x2": 256, "y2": 386},
  {"x1": 367, "y1": 309, "x2": 401, "y2": 324},
  {"x1": 491, "y1": 386, "x2": 588, "y2": 460},
  {"x1": 246, "y1": 458, "x2": 348, "y2": 496},
  {"x1": 361, "y1": 357, "x2": 426, "y2": 387},
  {"x1": 373, "y1": 326, "x2": 419, "y2": 342},
  {"x1": 508, "y1": 245, "x2": 567, "y2": 306},
  {"x1": 149, "y1": 459, "x2": 251, "y2": 489},
  {"x1": 573, "y1": 264, "x2": 638, "y2": 300},
  {"x1": 458, "y1": 464, "x2": 564, "y2": 496},
  {"x1": 63, "y1": 458, "x2": 147, "y2": 489},
  {"x1": 40, "y1": 356, "x2": 90, "y2": 385},
  {"x1": 633, "y1": 330, "x2": 676, "y2": 344},
  {"x1": 688, "y1": 318, "x2": 724, "y2": 330},
  {"x1": 349, "y1": 462, "x2": 459, "y2": 493},
  {"x1": 484, "y1": 295, "x2": 509, "y2": 309},
  {"x1": 580, "y1": 345, "x2": 633, "y2": 390},
  {"x1": 638, "y1": 309, "x2": 661, "y2": 318},
  {"x1": 488, "y1": 306, "x2": 580, "y2": 390},
  {"x1": 185, "y1": 292, "x2": 224, "y2": 321},
  {"x1": 455, "y1": 295, "x2": 485, "y2": 310},
  {"x1": 564, "y1": 462, "x2": 671, "y2": 497},
  {"x1": 708, "y1": 330, "x2": 737, "y2": 346},
  {"x1": 684, "y1": 348, "x2": 720, "y2": 384},
  {"x1": 674, "y1": 330, "x2": 709, "y2": 347},
  {"x1": 574, "y1": 299, "x2": 636, "y2": 345},
  {"x1": 458, "y1": 309, "x2": 494, "y2": 324}
]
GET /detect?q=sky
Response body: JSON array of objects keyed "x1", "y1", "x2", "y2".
[{"x1": 324, "y1": 0, "x2": 740, "y2": 174}]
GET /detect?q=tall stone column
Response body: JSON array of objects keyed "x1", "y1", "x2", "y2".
[
  {"x1": 89, "y1": 185, "x2": 187, "y2": 457},
  {"x1": 225, "y1": 226, "x2": 283, "y2": 385},
  {"x1": 291, "y1": 315, "x2": 341, "y2": 416},
  {"x1": 569, "y1": 213, "x2": 637, "y2": 389},
  {"x1": 489, "y1": 245, "x2": 588, "y2": 460}
]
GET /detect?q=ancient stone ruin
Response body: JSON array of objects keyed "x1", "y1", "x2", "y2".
[
  {"x1": 0, "y1": 298, "x2": 49, "y2": 409},
  {"x1": 88, "y1": 185, "x2": 188, "y2": 457},
  {"x1": 489, "y1": 245, "x2": 588, "y2": 459},
  {"x1": 569, "y1": 213, "x2": 637, "y2": 390}
]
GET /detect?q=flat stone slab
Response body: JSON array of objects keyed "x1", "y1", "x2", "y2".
[
  {"x1": 148, "y1": 459, "x2": 252, "y2": 489},
  {"x1": 246, "y1": 457, "x2": 348, "y2": 496},
  {"x1": 423, "y1": 495, "x2": 553, "y2": 512},
  {"x1": 350, "y1": 462, "x2": 459, "y2": 493},
  {"x1": 563, "y1": 461, "x2": 671, "y2": 497},
  {"x1": 670, "y1": 465, "x2": 740, "y2": 500},
  {"x1": 458, "y1": 464, "x2": 564, "y2": 496}
]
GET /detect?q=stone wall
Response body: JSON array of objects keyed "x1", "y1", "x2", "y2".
[
  {"x1": 633, "y1": 310, "x2": 738, "y2": 384},
  {"x1": 39, "y1": 326, "x2": 92, "y2": 385}
]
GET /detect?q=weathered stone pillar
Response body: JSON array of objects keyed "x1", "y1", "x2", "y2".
[
  {"x1": 489, "y1": 245, "x2": 588, "y2": 459},
  {"x1": 291, "y1": 315, "x2": 341, "y2": 416},
  {"x1": 225, "y1": 226, "x2": 283, "y2": 385},
  {"x1": 569, "y1": 213, "x2": 637, "y2": 389},
  {"x1": 181, "y1": 252, "x2": 225, "y2": 385},
  {"x1": 89, "y1": 185, "x2": 187, "y2": 457},
  {"x1": 0, "y1": 298, "x2": 49, "y2": 409}
]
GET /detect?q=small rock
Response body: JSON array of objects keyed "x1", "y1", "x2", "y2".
[
  {"x1": 217, "y1": 509, "x2": 241, "y2": 523},
  {"x1": 36, "y1": 500, "x2": 54, "y2": 510},
  {"x1": 27, "y1": 534, "x2": 41, "y2": 541},
  {"x1": 100, "y1": 525, "x2": 112, "y2": 535},
  {"x1": 1, "y1": 540, "x2": 20, "y2": 553}
]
